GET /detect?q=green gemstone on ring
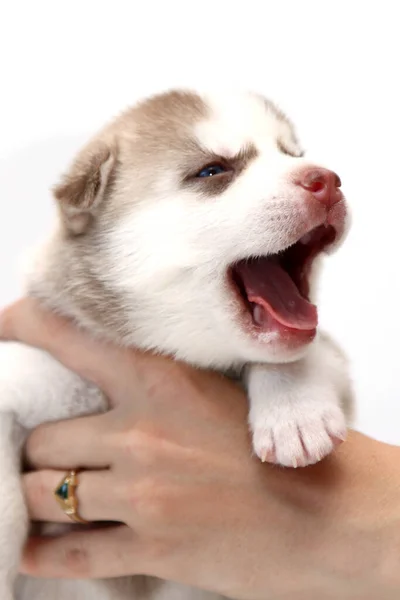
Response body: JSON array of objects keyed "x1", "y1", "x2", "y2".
[{"x1": 55, "y1": 481, "x2": 69, "y2": 501}]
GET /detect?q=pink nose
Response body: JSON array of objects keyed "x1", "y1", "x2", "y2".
[{"x1": 298, "y1": 168, "x2": 342, "y2": 208}]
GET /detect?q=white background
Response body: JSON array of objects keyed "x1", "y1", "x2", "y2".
[{"x1": 0, "y1": 1, "x2": 399, "y2": 443}]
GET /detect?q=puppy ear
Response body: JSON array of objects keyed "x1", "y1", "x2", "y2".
[{"x1": 53, "y1": 141, "x2": 117, "y2": 235}]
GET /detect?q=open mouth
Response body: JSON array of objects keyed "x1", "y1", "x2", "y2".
[{"x1": 229, "y1": 224, "x2": 337, "y2": 335}]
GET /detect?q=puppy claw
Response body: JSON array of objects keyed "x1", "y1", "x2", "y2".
[{"x1": 252, "y1": 406, "x2": 347, "y2": 468}]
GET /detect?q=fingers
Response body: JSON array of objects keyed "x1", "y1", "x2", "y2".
[
  {"x1": 21, "y1": 526, "x2": 144, "y2": 579},
  {"x1": 23, "y1": 469, "x2": 119, "y2": 523},
  {"x1": 0, "y1": 298, "x2": 136, "y2": 400},
  {"x1": 25, "y1": 413, "x2": 112, "y2": 470}
]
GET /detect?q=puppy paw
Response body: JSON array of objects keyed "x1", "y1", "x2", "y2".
[{"x1": 251, "y1": 404, "x2": 347, "y2": 468}]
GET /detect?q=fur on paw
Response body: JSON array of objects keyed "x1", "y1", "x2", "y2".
[{"x1": 251, "y1": 405, "x2": 347, "y2": 468}]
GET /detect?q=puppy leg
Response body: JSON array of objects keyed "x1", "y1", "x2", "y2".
[
  {"x1": 0, "y1": 415, "x2": 27, "y2": 600},
  {"x1": 245, "y1": 332, "x2": 353, "y2": 467},
  {"x1": 0, "y1": 341, "x2": 105, "y2": 599}
]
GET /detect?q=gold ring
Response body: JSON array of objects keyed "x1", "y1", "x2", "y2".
[{"x1": 54, "y1": 470, "x2": 89, "y2": 524}]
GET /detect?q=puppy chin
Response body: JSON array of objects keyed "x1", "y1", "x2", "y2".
[
  {"x1": 246, "y1": 333, "x2": 316, "y2": 364},
  {"x1": 219, "y1": 317, "x2": 316, "y2": 366}
]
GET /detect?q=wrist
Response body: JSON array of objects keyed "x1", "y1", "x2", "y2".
[
  {"x1": 302, "y1": 432, "x2": 400, "y2": 596},
  {"x1": 245, "y1": 432, "x2": 400, "y2": 599}
]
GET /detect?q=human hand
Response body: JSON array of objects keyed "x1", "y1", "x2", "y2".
[{"x1": 1, "y1": 299, "x2": 400, "y2": 600}]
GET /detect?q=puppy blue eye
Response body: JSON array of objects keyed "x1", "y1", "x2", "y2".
[{"x1": 196, "y1": 164, "x2": 227, "y2": 178}]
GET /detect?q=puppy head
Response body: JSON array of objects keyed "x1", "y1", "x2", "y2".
[{"x1": 51, "y1": 89, "x2": 349, "y2": 368}]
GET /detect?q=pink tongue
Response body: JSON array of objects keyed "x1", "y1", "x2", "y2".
[{"x1": 235, "y1": 258, "x2": 317, "y2": 331}]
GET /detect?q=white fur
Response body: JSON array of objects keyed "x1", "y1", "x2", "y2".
[
  {"x1": 245, "y1": 334, "x2": 351, "y2": 467},
  {"x1": 0, "y1": 89, "x2": 353, "y2": 599}
]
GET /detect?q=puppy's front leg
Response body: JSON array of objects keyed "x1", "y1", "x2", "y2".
[
  {"x1": 0, "y1": 415, "x2": 27, "y2": 600},
  {"x1": 244, "y1": 333, "x2": 353, "y2": 467}
]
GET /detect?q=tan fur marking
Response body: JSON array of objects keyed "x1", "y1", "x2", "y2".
[
  {"x1": 31, "y1": 89, "x2": 302, "y2": 342},
  {"x1": 35, "y1": 90, "x2": 210, "y2": 333},
  {"x1": 54, "y1": 142, "x2": 117, "y2": 235}
]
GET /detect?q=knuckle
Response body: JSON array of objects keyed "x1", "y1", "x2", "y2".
[
  {"x1": 144, "y1": 361, "x2": 192, "y2": 402},
  {"x1": 63, "y1": 543, "x2": 91, "y2": 577},
  {"x1": 125, "y1": 479, "x2": 169, "y2": 526},
  {"x1": 113, "y1": 429, "x2": 161, "y2": 467},
  {"x1": 26, "y1": 426, "x2": 51, "y2": 465}
]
